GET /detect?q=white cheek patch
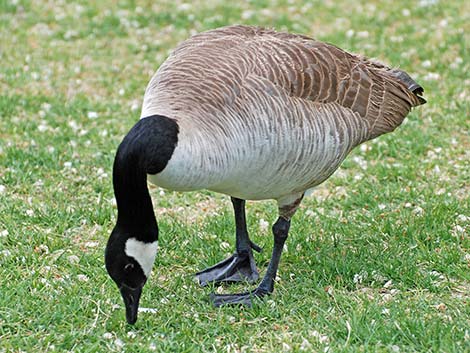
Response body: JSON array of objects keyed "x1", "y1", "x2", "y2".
[{"x1": 125, "y1": 238, "x2": 158, "y2": 277}]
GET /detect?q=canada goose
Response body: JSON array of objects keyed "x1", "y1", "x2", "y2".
[{"x1": 105, "y1": 25, "x2": 426, "y2": 324}]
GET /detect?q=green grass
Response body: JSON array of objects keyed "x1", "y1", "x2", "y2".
[{"x1": 1, "y1": 0, "x2": 470, "y2": 351}]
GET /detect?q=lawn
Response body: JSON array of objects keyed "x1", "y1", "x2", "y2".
[{"x1": 1, "y1": 0, "x2": 469, "y2": 352}]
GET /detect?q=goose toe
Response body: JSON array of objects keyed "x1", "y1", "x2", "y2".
[{"x1": 195, "y1": 251, "x2": 259, "y2": 286}]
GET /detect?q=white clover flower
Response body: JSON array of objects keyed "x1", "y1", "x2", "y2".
[
  {"x1": 131, "y1": 102, "x2": 140, "y2": 111},
  {"x1": 413, "y1": 206, "x2": 424, "y2": 216},
  {"x1": 87, "y1": 111, "x2": 98, "y2": 119},
  {"x1": 68, "y1": 255, "x2": 80, "y2": 264},
  {"x1": 77, "y1": 274, "x2": 89, "y2": 282},
  {"x1": 85, "y1": 241, "x2": 99, "y2": 248},
  {"x1": 114, "y1": 338, "x2": 124, "y2": 349},
  {"x1": 423, "y1": 72, "x2": 440, "y2": 81},
  {"x1": 259, "y1": 218, "x2": 269, "y2": 231},
  {"x1": 357, "y1": 31, "x2": 369, "y2": 39},
  {"x1": 1, "y1": 249, "x2": 11, "y2": 257},
  {"x1": 421, "y1": 60, "x2": 432, "y2": 68}
]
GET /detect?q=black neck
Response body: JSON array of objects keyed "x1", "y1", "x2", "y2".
[
  {"x1": 112, "y1": 115, "x2": 179, "y2": 242},
  {"x1": 113, "y1": 154, "x2": 157, "y2": 240}
]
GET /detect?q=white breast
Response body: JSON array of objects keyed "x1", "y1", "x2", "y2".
[{"x1": 148, "y1": 101, "x2": 368, "y2": 201}]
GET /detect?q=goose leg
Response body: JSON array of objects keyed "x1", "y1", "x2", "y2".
[
  {"x1": 195, "y1": 197, "x2": 260, "y2": 286},
  {"x1": 210, "y1": 216, "x2": 290, "y2": 306},
  {"x1": 209, "y1": 193, "x2": 303, "y2": 306}
]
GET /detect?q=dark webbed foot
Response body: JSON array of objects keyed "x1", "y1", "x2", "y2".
[
  {"x1": 209, "y1": 216, "x2": 293, "y2": 308},
  {"x1": 195, "y1": 248, "x2": 259, "y2": 286},
  {"x1": 196, "y1": 197, "x2": 261, "y2": 286},
  {"x1": 210, "y1": 287, "x2": 270, "y2": 307}
]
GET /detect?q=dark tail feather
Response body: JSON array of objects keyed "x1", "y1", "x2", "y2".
[{"x1": 391, "y1": 69, "x2": 426, "y2": 105}]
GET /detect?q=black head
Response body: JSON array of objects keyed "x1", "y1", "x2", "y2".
[{"x1": 105, "y1": 228, "x2": 149, "y2": 325}]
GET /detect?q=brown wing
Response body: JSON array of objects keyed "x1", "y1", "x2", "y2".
[
  {"x1": 147, "y1": 25, "x2": 424, "y2": 139},
  {"x1": 231, "y1": 26, "x2": 424, "y2": 139}
]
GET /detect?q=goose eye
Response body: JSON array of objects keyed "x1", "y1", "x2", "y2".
[{"x1": 124, "y1": 263, "x2": 134, "y2": 272}]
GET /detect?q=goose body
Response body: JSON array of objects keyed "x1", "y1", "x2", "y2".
[
  {"x1": 105, "y1": 25, "x2": 425, "y2": 324},
  {"x1": 144, "y1": 25, "x2": 423, "y2": 202}
]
